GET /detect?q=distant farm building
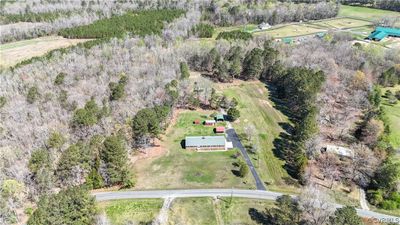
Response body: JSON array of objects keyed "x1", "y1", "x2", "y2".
[
  {"x1": 367, "y1": 27, "x2": 400, "y2": 41},
  {"x1": 185, "y1": 136, "x2": 232, "y2": 151},
  {"x1": 193, "y1": 119, "x2": 200, "y2": 125},
  {"x1": 215, "y1": 126, "x2": 225, "y2": 133},
  {"x1": 258, "y1": 22, "x2": 271, "y2": 30},
  {"x1": 322, "y1": 144, "x2": 354, "y2": 159},
  {"x1": 315, "y1": 32, "x2": 326, "y2": 39},
  {"x1": 215, "y1": 114, "x2": 224, "y2": 121},
  {"x1": 282, "y1": 37, "x2": 293, "y2": 44},
  {"x1": 204, "y1": 120, "x2": 216, "y2": 125}
]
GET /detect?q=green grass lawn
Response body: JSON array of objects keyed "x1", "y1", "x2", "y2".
[
  {"x1": 98, "y1": 197, "x2": 276, "y2": 225},
  {"x1": 381, "y1": 85, "x2": 400, "y2": 149},
  {"x1": 221, "y1": 81, "x2": 299, "y2": 193},
  {"x1": 311, "y1": 18, "x2": 372, "y2": 29},
  {"x1": 133, "y1": 110, "x2": 255, "y2": 190},
  {"x1": 220, "y1": 197, "x2": 275, "y2": 224},
  {"x1": 338, "y1": 5, "x2": 400, "y2": 22},
  {"x1": 98, "y1": 199, "x2": 163, "y2": 225},
  {"x1": 169, "y1": 198, "x2": 218, "y2": 225},
  {"x1": 255, "y1": 24, "x2": 325, "y2": 38}
]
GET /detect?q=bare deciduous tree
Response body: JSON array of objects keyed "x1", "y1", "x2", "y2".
[{"x1": 298, "y1": 185, "x2": 335, "y2": 225}]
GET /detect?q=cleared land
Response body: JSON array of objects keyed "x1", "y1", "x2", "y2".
[
  {"x1": 98, "y1": 197, "x2": 275, "y2": 225},
  {"x1": 382, "y1": 85, "x2": 400, "y2": 149},
  {"x1": 98, "y1": 199, "x2": 163, "y2": 225},
  {"x1": 311, "y1": 18, "x2": 372, "y2": 29},
  {"x1": 169, "y1": 198, "x2": 218, "y2": 225},
  {"x1": 254, "y1": 18, "x2": 373, "y2": 38},
  {"x1": 133, "y1": 110, "x2": 255, "y2": 190},
  {"x1": 220, "y1": 81, "x2": 299, "y2": 193},
  {"x1": 338, "y1": 5, "x2": 400, "y2": 22},
  {"x1": 0, "y1": 36, "x2": 89, "y2": 68},
  {"x1": 211, "y1": 6, "x2": 400, "y2": 40}
]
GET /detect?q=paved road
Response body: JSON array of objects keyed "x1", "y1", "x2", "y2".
[
  {"x1": 226, "y1": 128, "x2": 266, "y2": 190},
  {"x1": 93, "y1": 189, "x2": 400, "y2": 223}
]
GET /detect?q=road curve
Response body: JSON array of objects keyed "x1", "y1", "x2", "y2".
[{"x1": 93, "y1": 189, "x2": 400, "y2": 223}]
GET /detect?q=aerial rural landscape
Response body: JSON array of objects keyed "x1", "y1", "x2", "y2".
[{"x1": 0, "y1": 0, "x2": 399, "y2": 225}]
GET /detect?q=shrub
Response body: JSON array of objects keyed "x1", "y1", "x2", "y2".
[
  {"x1": 48, "y1": 132, "x2": 65, "y2": 149},
  {"x1": 85, "y1": 167, "x2": 104, "y2": 189},
  {"x1": 180, "y1": 62, "x2": 190, "y2": 80},
  {"x1": 0, "y1": 96, "x2": 6, "y2": 108},
  {"x1": 367, "y1": 189, "x2": 384, "y2": 206},
  {"x1": 54, "y1": 73, "x2": 66, "y2": 85},
  {"x1": 28, "y1": 149, "x2": 50, "y2": 174},
  {"x1": 192, "y1": 23, "x2": 214, "y2": 38},
  {"x1": 228, "y1": 107, "x2": 240, "y2": 121},
  {"x1": 72, "y1": 98, "x2": 102, "y2": 126},
  {"x1": 109, "y1": 75, "x2": 128, "y2": 101},
  {"x1": 380, "y1": 200, "x2": 398, "y2": 210},
  {"x1": 216, "y1": 30, "x2": 252, "y2": 41},
  {"x1": 56, "y1": 143, "x2": 91, "y2": 183},
  {"x1": 238, "y1": 159, "x2": 249, "y2": 177},
  {"x1": 27, "y1": 86, "x2": 39, "y2": 104}
]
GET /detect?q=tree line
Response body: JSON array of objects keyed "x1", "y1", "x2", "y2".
[
  {"x1": 187, "y1": 40, "x2": 324, "y2": 182},
  {"x1": 216, "y1": 30, "x2": 253, "y2": 41},
  {"x1": 1, "y1": 11, "x2": 74, "y2": 24},
  {"x1": 361, "y1": 86, "x2": 400, "y2": 210},
  {"x1": 202, "y1": 1, "x2": 339, "y2": 26},
  {"x1": 59, "y1": 9, "x2": 185, "y2": 39}
]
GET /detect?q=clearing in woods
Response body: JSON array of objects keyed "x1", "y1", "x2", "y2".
[
  {"x1": 0, "y1": 36, "x2": 89, "y2": 68},
  {"x1": 133, "y1": 109, "x2": 255, "y2": 190},
  {"x1": 338, "y1": 5, "x2": 400, "y2": 22},
  {"x1": 220, "y1": 81, "x2": 300, "y2": 193}
]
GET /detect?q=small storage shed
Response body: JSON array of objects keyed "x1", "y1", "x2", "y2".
[
  {"x1": 215, "y1": 114, "x2": 224, "y2": 121},
  {"x1": 204, "y1": 120, "x2": 216, "y2": 125},
  {"x1": 215, "y1": 126, "x2": 225, "y2": 133}
]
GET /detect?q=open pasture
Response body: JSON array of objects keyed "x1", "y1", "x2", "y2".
[
  {"x1": 0, "y1": 36, "x2": 89, "y2": 68},
  {"x1": 311, "y1": 18, "x2": 372, "y2": 29}
]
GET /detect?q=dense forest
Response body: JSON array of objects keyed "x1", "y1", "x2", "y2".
[
  {"x1": 59, "y1": 10, "x2": 185, "y2": 39},
  {"x1": 0, "y1": 0, "x2": 340, "y2": 43}
]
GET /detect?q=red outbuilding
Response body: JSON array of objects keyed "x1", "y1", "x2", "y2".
[{"x1": 215, "y1": 126, "x2": 225, "y2": 133}]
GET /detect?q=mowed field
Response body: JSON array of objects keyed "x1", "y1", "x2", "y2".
[
  {"x1": 97, "y1": 199, "x2": 163, "y2": 225},
  {"x1": 0, "y1": 36, "x2": 89, "y2": 68},
  {"x1": 212, "y1": 6, "x2": 400, "y2": 40},
  {"x1": 338, "y1": 5, "x2": 400, "y2": 22},
  {"x1": 220, "y1": 81, "x2": 299, "y2": 193},
  {"x1": 133, "y1": 109, "x2": 255, "y2": 190},
  {"x1": 98, "y1": 197, "x2": 275, "y2": 225},
  {"x1": 381, "y1": 85, "x2": 400, "y2": 149}
]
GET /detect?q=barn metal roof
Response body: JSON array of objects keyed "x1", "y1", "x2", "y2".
[{"x1": 185, "y1": 136, "x2": 226, "y2": 147}]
